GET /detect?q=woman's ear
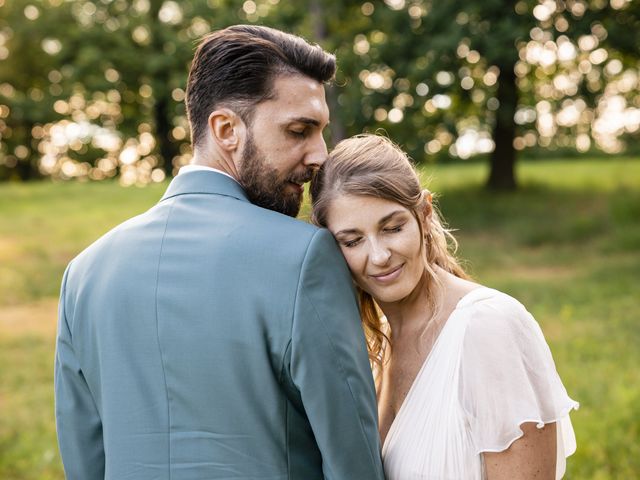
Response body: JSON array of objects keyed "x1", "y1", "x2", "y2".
[
  {"x1": 421, "y1": 190, "x2": 433, "y2": 222},
  {"x1": 208, "y1": 108, "x2": 244, "y2": 152}
]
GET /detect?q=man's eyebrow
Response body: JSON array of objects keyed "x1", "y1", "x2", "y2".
[{"x1": 286, "y1": 117, "x2": 330, "y2": 127}]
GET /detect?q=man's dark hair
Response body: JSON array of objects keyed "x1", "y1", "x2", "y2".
[{"x1": 185, "y1": 25, "x2": 336, "y2": 148}]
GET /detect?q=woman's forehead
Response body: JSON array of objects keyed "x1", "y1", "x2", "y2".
[{"x1": 327, "y1": 194, "x2": 411, "y2": 228}]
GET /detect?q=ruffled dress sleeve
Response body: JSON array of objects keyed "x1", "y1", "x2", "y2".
[{"x1": 458, "y1": 290, "x2": 579, "y2": 479}]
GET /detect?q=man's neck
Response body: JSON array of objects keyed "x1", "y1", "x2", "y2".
[{"x1": 190, "y1": 150, "x2": 239, "y2": 180}]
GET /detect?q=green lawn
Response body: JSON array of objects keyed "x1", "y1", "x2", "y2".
[{"x1": 1, "y1": 156, "x2": 639, "y2": 479}]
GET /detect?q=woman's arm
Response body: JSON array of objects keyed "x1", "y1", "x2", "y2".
[{"x1": 484, "y1": 422, "x2": 557, "y2": 480}]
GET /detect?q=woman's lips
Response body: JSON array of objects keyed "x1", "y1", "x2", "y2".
[{"x1": 369, "y1": 264, "x2": 404, "y2": 283}]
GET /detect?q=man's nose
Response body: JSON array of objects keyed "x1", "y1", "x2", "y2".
[{"x1": 304, "y1": 133, "x2": 328, "y2": 170}]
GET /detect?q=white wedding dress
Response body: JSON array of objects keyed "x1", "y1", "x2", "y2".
[{"x1": 382, "y1": 287, "x2": 579, "y2": 480}]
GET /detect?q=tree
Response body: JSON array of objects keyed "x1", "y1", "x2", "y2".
[
  {"x1": 50, "y1": 0, "x2": 239, "y2": 180},
  {"x1": 0, "y1": 0, "x2": 76, "y2": 180},
  {"x1": 1, "y1": 0, "x2": 242, "y2": 182},
  {"x1": 1, "y1": 0, "x2": 638, "y2": 186},
  {"x1": 331, "y1": 0, "x2": 639, "y2": 189},
  {"x1": 324, "y1": 1, "x2": 534, "y2": 190}
]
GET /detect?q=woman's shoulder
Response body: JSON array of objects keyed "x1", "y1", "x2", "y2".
[
  {"x1": 457, "y1": 287, "x2": 579, "y2": 462},
  {"x1": 457, "y1": 287, "x2": 545, "y2": 352},
  {"x1": 458, "y1": 286, "x2": 528, "y2": 314}
]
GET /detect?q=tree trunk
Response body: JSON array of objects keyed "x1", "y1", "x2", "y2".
[
  {"x1": 487, "y1": 63, "x2": 518, "y2": 190},
  {"x1": 148, "y1": 0, "x2": 179, "y2": 178},
  {"x1": 309, "y1": 0, "x2": 346, "y2": 144},
  {"x1": 15, "y1": 158, "x2": 34, "y2": 181},
  {"x1": 15, "y1": 122, "x2": 41, "y2": 181},
  {"x1": 154, "y1": 97, "x2": 179, "y2": 177}
]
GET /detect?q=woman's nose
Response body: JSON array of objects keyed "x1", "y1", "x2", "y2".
[{"x1": 369, "y1": 240, "x2": 391, "y2": 266}]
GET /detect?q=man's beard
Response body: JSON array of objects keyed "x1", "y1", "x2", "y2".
[{"x1": 237, "y1": 131, "x2": 312, "y2": 217}]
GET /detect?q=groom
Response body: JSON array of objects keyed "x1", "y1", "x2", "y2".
[{"x1": 54, "y1": 25, "x2": 384, "y2": 479}]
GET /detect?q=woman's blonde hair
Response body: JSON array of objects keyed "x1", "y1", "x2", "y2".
[{"x1": 310, "y1": 134, "x2": 468, "y2": 371}]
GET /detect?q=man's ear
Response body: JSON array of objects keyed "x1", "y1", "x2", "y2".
[{"x1": 208, "y1": 108, "x2": 244, "y2": 152}]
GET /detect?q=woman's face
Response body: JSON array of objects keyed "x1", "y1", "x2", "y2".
[{"x1": 326, "y1": 194, "x2": 425, "y2": 304}]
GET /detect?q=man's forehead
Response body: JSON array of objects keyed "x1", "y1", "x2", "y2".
[
  {"x1": 261, "y1": 76, "x2": 330, "y2": 123},
  {"x1": 272, "y1": 72, "x2": 324, "y2": 89},
  {"x1": 271, "y1": 75, "x2": 326, "y2": 102}
]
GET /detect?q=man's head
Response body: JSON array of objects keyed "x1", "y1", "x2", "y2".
[{"x1": 186, "y1": 25, "x2": 336, "y2": 216}]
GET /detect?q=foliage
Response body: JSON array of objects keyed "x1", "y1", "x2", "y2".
[
  {"x1": 0, "y1": 0, "x2": 639, "y2": 188},
  {"x1": 317, "y1": 0, "x2": 640, "y2": 188},
  {"x1": 0, "y1": 0, "x2": 74, "y2": 180},
  {"x1": 0, "y1": 0, "x2": 241, "y2": 183}
]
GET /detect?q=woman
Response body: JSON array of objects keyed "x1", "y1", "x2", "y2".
[{"x1": 310, "y1": 134, "x2": 578, "y2": 480}]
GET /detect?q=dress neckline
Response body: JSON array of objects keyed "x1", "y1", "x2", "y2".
[{"x1": 381, "y1": 286, "x2": 492, "y2": 453}]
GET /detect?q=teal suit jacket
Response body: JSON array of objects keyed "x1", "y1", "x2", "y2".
[{"x1": 54, "y1": 171, "x2": 384, "y2": 479}]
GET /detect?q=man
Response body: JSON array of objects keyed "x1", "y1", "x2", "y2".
[{"x1": 54, "y1": 25, "x2": 384, "y2": 479}]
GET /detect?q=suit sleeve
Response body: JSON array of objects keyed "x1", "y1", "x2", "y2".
[
  {"x1": 289, "y1": 229, "x2": 385, "y2": 480},
  {"x1": 54, "y1": 264, "x2": 105, "y2": 480}
]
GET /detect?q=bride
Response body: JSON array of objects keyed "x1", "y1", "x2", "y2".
[{"x1": 311, "y1": 134, "x2": 578, "y2": 479}]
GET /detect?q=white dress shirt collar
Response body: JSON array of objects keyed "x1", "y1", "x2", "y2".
[{"x1": 177, "y1": 164, "x2": 239, "y2": 184}]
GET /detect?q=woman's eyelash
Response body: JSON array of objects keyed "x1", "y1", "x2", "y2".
[
  {"x1": 341, "y1": 224, "x2": 404, "y2": 247},
  {"x1": 343, "y1": 238, "x2": 361, "y2": 248},
  {"x1": 385, "y1": 224, "x2": 404, "y2": 233}
]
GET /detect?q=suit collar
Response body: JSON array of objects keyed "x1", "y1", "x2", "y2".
[{"x1": 160, "y1": 170, "x2": 250, "y2": 203}]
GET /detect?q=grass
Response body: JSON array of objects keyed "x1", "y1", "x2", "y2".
[
  {"x1": 0, "y1": 181, "x2": 166, "y2": 479},
  {"x1": 1, "y1": 156, "x2": 639, "y2": 479}
]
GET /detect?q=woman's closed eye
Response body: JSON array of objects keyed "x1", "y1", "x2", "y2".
[
  {"x1": 384, "y1": 223, "x2": 405, "y2": 234},
  {"x1": 342, "y1": 237, "x2": 362, "y2": 248}
]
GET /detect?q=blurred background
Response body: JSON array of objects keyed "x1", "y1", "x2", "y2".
[{"x1": 0, "y1": 0, "x2": 638, "y2": 478}]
